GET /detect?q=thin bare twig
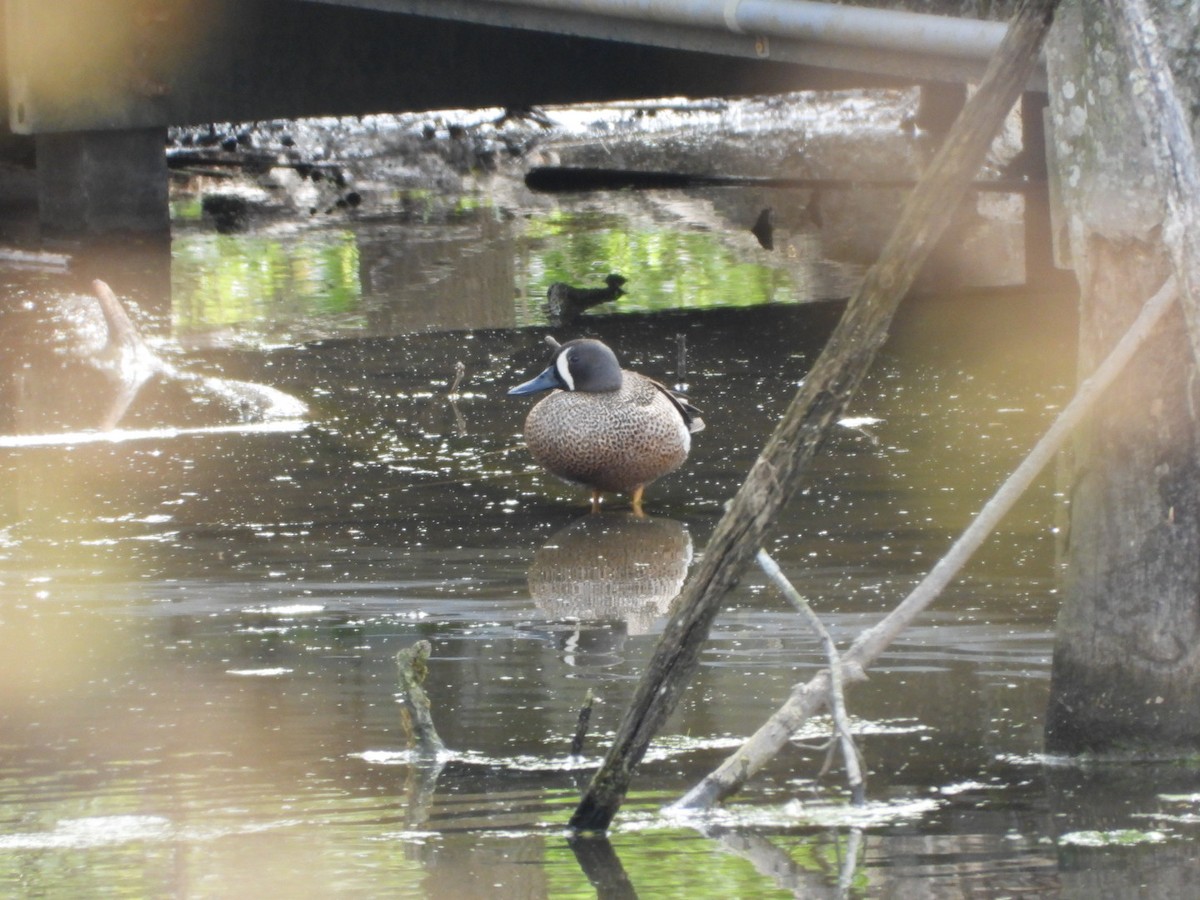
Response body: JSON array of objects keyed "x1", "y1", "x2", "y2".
[{"x1": 755, "y1": 549, "x2": 865, "y2": 805}]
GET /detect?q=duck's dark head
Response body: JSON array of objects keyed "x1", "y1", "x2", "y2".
[{"x1": 508, "y1": 338, "x2": 623, "y2": 395}]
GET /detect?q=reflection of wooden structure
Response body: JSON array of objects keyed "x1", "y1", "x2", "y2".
[
  {"x1": 357, "y1": 213, "x2": 517, "y2": 332},
  {"x1": 528, "y1": 513, "x2": 692, "y2": 635},
  {"x1": 0, "y1": 0, "x2": 1044, "y2": 234}
]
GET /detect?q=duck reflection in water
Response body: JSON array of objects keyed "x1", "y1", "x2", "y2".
[
  {"x1": 544, "y1": 273, "x2": 626, "y2": 324},
  {"x1": 508, "y1": 336, "x2": 703, "y2": 514},
  {"x1": 529, "y1": 513, "x2": 692, "y2": 662}
]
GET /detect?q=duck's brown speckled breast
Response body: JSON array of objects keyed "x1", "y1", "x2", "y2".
[{"x1": 522, "y1": 371, "x2": 691, "y2": 493}]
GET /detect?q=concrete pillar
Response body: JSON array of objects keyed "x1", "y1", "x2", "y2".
[{"x1": 35, "y1": 128, "x2": 169, "y2": 234}]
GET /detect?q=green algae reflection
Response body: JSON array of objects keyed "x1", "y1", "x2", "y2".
[
  {"x1": 172, "y1": 231, "x2": 363, "y2": 343},
  {"x1": 171, "y1": 209, "x2": 797, "y2": 343},
  {"x1": 518, "y1": 210, "x2": 797, "y2": 325}
]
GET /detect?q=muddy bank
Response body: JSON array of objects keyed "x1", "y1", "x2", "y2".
[{"x1": 168, "y1": 89, "x2": 1029, "y2": 291}]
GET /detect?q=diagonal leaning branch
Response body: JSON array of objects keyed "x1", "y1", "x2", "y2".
[
  {"x1": 677, "y1": 273, "x2": 1179, "y2": 809},
  {"x1": 569, "y1": 0, "x2": 1060, "y2": 832}
]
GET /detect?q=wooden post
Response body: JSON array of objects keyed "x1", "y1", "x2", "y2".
[
  {"x1": 568, "y1": 0, "x2": 1060, "y2": 833},
  {"x1": 1044, "y1": 0, "x2": 1200, "y2": 755},
  {"x1": 1103, "y1": 0, "x2": 1200, "y2": 363}
]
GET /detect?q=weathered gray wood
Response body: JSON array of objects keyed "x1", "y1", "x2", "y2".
[
  {"x1": 1104, "y1": 0, "x2": 1200, "y2": 364},
  {"x1": 568, "y1": 0, "x2": 1059, "y2": 832},
  {"x1": 1044, "y1": 0, "x2": 1200, "y2": 755}
]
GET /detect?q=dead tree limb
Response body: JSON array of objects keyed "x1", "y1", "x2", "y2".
[
  {"x1": 568, "y1": 0, "x2": 1059, "y2": 833},
  {"x1": 525, "y1": 165, "x2": 1038, "y2": 194},
  {"x1": 1105, "y1": 0, "x2": 1200, "y2": 364},
  {"x1": 675, "y1": 274, "x2": 1179, "y2": 810},
  {"x1": 571, "y1": 689, "x2": 596, "y2": 758},
  {"x1": 756, "y1": 549, "x2": 865, "y2": 804}
]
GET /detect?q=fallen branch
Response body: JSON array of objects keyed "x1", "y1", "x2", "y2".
[
  {"x1": 569, "y1": 0, "x2": 1059, "y2": 833},
  {"x1": 525, "y1": 166, "x2": 1039, "y2": 194},
  {"x1": 676, "y1": 274, "x2": 1179, "y2": 809},
  {"x1": 755, "y1": 549, "x2": 865, "y2": 805}
]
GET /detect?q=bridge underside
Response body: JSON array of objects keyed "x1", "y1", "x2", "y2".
[{"x1": 0, "y1": 0, "x2": 1030, "y2": 234}]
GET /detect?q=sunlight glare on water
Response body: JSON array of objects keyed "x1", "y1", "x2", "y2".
[{"x1": 2, "y1": 95, "x2": 1197, "y2": 898}]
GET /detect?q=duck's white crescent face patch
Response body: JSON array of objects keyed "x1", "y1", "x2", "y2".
[{"x1": 556, "y1": 350, "x2": 575, "y2": 391}]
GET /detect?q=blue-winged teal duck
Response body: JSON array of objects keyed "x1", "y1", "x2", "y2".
[{"x1": 508, "y1": 337, "x2": 703, "y2": 514}]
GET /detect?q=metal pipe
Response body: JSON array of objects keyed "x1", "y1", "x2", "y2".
[{"x1": 483, "y1": 0, "x2": 1009, "y2": 61}]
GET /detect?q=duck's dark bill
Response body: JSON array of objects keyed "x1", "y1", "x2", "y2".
[{"x1": 508, "y1": 365, "x2": 562, "y2": 395}]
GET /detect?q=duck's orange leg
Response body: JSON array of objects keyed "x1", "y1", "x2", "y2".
[
  {"x1": 590, "y1": 489, "x2": 603, "y2": 513},
  {"x1": 630, "y1": 485, "x2": 645, "y2": 517}
]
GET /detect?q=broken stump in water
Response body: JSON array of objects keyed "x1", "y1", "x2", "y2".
[{"x1": 396, "y1": 640, "x2": 445, "y2": 756}]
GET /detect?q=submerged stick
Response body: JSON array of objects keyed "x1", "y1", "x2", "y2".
[
  {"x1": 396, "y1": 640, "x2": 445, "y2": 756},
  {"x1": 571, "y1": 690, "x2": 596, "y2": 757},
  {"x1": 676, "y1": 275, "x2": 1179, "y2": 809},
  {"x1": 568, "y1": 0, "x2": 1058, "y2": 833},
  {"x1": 448, "y1": 361, "x2": 466, "y2": 397},
  {"x1": 754, "y1": 550, "x2": 865, "y2": 805}
]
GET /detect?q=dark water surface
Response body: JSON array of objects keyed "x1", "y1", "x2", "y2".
[{"x1": 2, "y1": 191, "x2": 1198, "y2": 898}]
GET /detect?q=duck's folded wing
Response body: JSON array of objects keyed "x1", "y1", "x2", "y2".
[{"x1": 649, "y1": 378, "x2": 705, "y2": 433}]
